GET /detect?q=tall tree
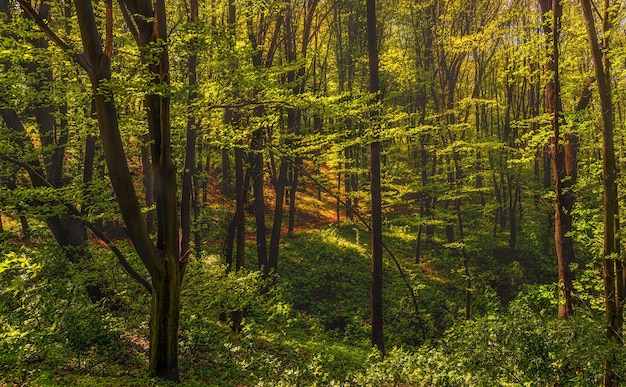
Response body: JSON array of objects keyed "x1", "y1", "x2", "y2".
[
  {"x1": 17, "y1": 0, "x2": 183, "y2": 380},
  {"x1": 539, "y1": 0, "x2": 575, "y2": 319},
  {"x1": 181, "y1": 0, "x2": 200, "y2": 261},
  {"x1": 366, "y1": 0, "x2": 384, "y2": 354},
  {"x1": 581, "y1": 0, "x2": 622, "y2": 384}
]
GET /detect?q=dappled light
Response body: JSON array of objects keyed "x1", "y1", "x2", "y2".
[{"x1": 2, "y1": 0, "x2": 626, "y2": 385}]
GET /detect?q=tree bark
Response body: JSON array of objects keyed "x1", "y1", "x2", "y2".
[
  {"x1": 366, "y1": 0, "x2": 384, "y2": 354},
  {"x1": 141, "y1": 134, "x2": 156, "y2": 234},
  {"x1": 250, "y1": 114, "x2": 268, "y2": 270},
  {"x1": 74, "y1": 0, "x2": 181, "y2": 380},
  {"x1": 581, "y1": 1, "x2": 622, "y2": 384},
  {"x1": 540, "y1": 0, "x2": 575, "y2": 320},
  {"x1": 232, "y1": 144, "x2": 246, "y2": 332},
  {"x1": 268, "y1": 156, "x2": 288, "y2": 275}
]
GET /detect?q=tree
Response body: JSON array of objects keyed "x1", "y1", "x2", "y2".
[
  {"x1": 366, "y1": 0, "x2": 384, "y2": 354},
  {"x1": 17, "y1": 0, "x2": 183, "y2": 380},
  {"x1": 580, "y1": 0, "x2": 623, "y2": 384},
  {"x1": 0, "y1": 0, "x2": 109, "y2": 303},
  {"x1": 538, "y1": 0, "x2": 575, "y2": 319},
  {"x1": 181, "y1": 0, "x2": 200, "y2": 263}
]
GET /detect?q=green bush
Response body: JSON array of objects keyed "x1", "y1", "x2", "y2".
[{"x1": 352, "y1": 287, "x2": 626, "y2": 386}]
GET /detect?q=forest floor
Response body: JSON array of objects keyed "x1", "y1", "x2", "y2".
[
  {"x1": 6, "y1": 167, "x2": 598, "y2": 386},
  {"x1": 202, "y1": 166, "x2": 348, "y2": 240}
]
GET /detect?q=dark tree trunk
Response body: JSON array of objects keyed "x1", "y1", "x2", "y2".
[
  {"x1": 345, "y1": 147, "x2": 354, "y2": 220},
  {"x1": 507, "y1": 175, "x2": 517, "y2": 249},
  {"x1": 268, "y1": 157, "x2": 288, "y2": 275},
  {"x1": 251, "y1": 116, "x2": 268, "y2": 270},
  {"x1": 232, "y1": 144, "x2": 246, "y2": 332},
  {"x1": 141, "y1": 135, "x2": 156, "y2": 234},
  {"x1": 287, "y1": 158, "x2": 300, "y2": 235},
  {"x1": 222, "y1": 149, "x2": 231, "y2": 196},
  {"x1": 539, "y1": 0, "x2": 575, "y2": 319},
  {"x1": 181, "y1": 0, "x2": 199, "y2": 257},
  {"x1": 581, "y1": 1, "x2": 622, "y2": 385},
  {"x1": 366, "y1": 0, "x2": 384, "y2": 354}
]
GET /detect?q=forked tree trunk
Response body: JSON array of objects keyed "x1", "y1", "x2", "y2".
[
  {"x1": 51, "y1": 0, "x2": 181, "y2": 380},
  {"x1": 245, "y1": 11, "x2": 283, "y2": 275},
  {"x1": 284, "y1": 1, "x2": 317, "y2": 236}
]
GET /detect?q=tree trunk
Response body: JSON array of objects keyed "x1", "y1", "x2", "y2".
[
  {"x1": 222, "y1": 148, "x2": 231, "y2": 196},
  {"x1": 581, "y1": 1, "x2": 622, "y2": 384},
  {"x1": 287, "y1": 158, "x2": 300, "y2": 235},
  {"x1": 74, "y1": 0, "x2": 181, "y2": 380},
  {"x1": 141, "y1": 135, "x2": 156, "y2": 234},
  {"x1": 150, "y1": 274, "x2": 180, "y2": 381},
  {"x1": 366, "y1": 0, "x2": 384, "y2": 354},
  {"x1": 345, "y1": 147, "x2": 354, "y2": 220},
  {"x1": 268, "y1": 157, "x2": 288, "y2": 275},
  {"x1": 232, "y1": 144, "x2": 246, "y2": 332},
  {"x1": 181, "y1": 0, "x2": 199, "y2": 259},
  {"x1": 539, "y1": 0, "x2": 575, "y2": 319},
  {"x1": 251, "y1": 115, "x2": 268, "y2": 270}
]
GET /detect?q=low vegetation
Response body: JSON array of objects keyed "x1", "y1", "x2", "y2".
[{"x1": 1, "y1": 197, "x2": 620, "y2": 385}]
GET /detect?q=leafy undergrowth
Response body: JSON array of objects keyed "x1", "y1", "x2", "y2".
[{"x1": 0, "y1": 190, "x2": 620, "y2": 385}]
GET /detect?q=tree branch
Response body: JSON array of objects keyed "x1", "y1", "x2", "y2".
[
  {"x1": 0, "y1": 152, "x2": 152, "y2": 293},
  {"x1": 207, "y1": 100, "x2": 294, "y2": 110},
  {"x1": 117, "y1": 0, "x2": 139, "y2": 43},
  {"x1": 15, "y1": 0, "x2": 91, "y2": 72},
  {"x1": 575, "y1": 76, "x2": 595, "y2": 111}
]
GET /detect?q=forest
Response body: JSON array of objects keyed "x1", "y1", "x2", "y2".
[{"x1": 1, "y1": 0, "x2": 626, "y2": 385}]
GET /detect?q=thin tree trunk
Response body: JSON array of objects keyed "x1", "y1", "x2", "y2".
[
  {"x1": 366, "y1": 0, "x2": 384, "y2": 354},
  {"x1": 181, "y1": 0, "x2": 199, "y2": 256},
  {"x1": 222, "y1": 148, "x2": 231, "y2": 196},
  {"x1": 251, "y1": 115, "x2": 268, "y2": 270},
  {"x1": 540, "y1": 0, "x2": 575, "y2": 319},
  {"x1": 232, "y1": 144, "x2": 246, "y2": 332},
  {"x1": 287, "y1": 158, "x2": 300, "y2": 235},
  {"x1": 268, "y1": 157, "x2": 288, "y2": 275},
  {"x1": 581, "y1": 1, "x2": 622, "y2": 385}
]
